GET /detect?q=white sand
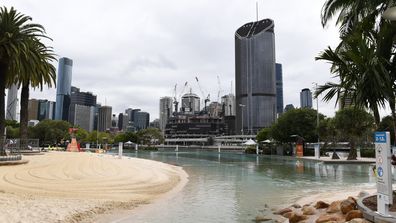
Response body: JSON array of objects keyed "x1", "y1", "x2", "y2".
[{"x1": 0, "y1": 152, "x2": 187, "y2": 223}]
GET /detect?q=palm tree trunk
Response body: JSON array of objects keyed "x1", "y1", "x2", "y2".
[
  {"x1": 347, "y1": 140, "x2": 357, "y2": 160},
  {"x1": 19, "y1": 84, "x2": 29, "y2": 150},
  {"x1": 372, "y1": 106, "x2": 380, "y2": 127},
  {"x1": 0, "y1": 64, "x2": 7, "y2": 155},
  {"x1": 389, "y1": 99, "x2": 396, "y2": 147}
]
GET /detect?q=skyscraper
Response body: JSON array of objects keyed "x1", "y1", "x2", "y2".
[
  {"x1": 55, "y1": 57, "x2": 73, "y2": 121},
  {"x1": 68, "y1": 86, "x2": 97, "y2": 131},
  {"x1": 6, "y1": 84, "x2": 18, "y2": 121},
  {"x1": 300, "y1": 88, "x2": 313, "y2": 108},
  {"x1": 134, "y1": 111, "x2": 150, "y2": 130},
  {"x1": 159, "y1": 97, "x2": 173, "y2": 131},
  {"x1": 28, "y1": 99, "x2": 39, "y2": 121},
  {"x1": 276, "y1": 63, "x2": 284, "y2": 115},
  {"x1": 69, "y1": 104, "x2": 95, "y2": 131},
  {"x1": 98, "y1": 106, "x2": 112, "y2": 132},
  {"x1": 38, "y1": 100, "x2": 56, "y2": 120},
  {"x1": 235, "y1": 19, "x2": 276, "y2": 134}
]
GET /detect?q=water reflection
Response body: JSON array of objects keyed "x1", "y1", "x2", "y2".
[{"x1": 119, "y1": 151, "x2": 375, "y2": 223}]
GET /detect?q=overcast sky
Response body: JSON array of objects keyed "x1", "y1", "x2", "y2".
[{"x1": 4, "y1": 0, "x2": 347, "y2": 121}]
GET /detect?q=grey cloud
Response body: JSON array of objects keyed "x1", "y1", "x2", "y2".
[{"x1": 6, "y1": 0, "x2": 370, "y2": 121}]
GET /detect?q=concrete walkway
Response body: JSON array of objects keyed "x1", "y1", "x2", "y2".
[{"x1": 300, "y1": 156, "x2": 376, "y2": 164}]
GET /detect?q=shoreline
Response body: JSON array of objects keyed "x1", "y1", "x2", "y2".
[
  {"x1": 0, "y1": 151, "x2": 188, "y2": 223},
  {"x1": 92, "y1": 162, "x2": 189, "y2": 223},
  {"x1": 266, "y1": 186, "x2": 377, "y2": 223}
]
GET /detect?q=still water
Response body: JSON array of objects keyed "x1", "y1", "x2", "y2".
[{"x1": 116, "y1": 151, "x2": 375, "y2": 223}]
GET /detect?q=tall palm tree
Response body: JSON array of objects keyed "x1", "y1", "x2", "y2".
[
  {"x1": 16, "y1": 39, "x2": 56, "y2": 150},
  {"x1": 321, "y1": 0, "x2": 392, "y2": 35},
  {"x1": 316, "y1": 29, "x2": 389, "y2": 125},
  {"x1": 0, "y1": 7, "x2": 47, "y2": 154},
  {"x1": 319, "y1": 0, "x2": 396, "y2": 142}
]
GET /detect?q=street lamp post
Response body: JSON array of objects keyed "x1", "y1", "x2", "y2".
[
  {"x1": 313, "y1": 82, "x2": 320, "y2": 158},
  {"x1": 239, "y1": 104, "x2": 245, "y2": 135}
]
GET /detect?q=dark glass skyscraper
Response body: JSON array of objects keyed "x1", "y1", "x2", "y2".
[
  {"x1": 276, "y1": 63, "x2": 283, "y2": 115},
  {"x1": 300, "y1": 88, "x2": 313, "y2": 108},
  {"x1": 55, "y1": 57, "x2": 73, "y2": 121},
  {"x1": 235, "y1": 19, "x2": 276, "y2": 134}
]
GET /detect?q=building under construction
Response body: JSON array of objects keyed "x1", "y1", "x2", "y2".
[{"x1": 164, "y1": 89, "x2": 236, "y2": 142}]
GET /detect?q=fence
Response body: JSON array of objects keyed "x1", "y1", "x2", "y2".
[{"x1": 1, "y1": 138, "x2": 40, "y2": 155}]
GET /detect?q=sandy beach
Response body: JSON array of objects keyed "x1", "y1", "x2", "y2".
[{"x1": 0, "y1": 152, "x2": 187, "y2": 223}]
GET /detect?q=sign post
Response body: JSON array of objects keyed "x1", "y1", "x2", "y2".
[{"x1": 375, "y1": 131, "x2": 393, "y2": 216}]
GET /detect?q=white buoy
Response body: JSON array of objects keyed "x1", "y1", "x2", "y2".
[
  {"x1": 175, "y1": 145, "x2": 179, "y2": 152},
  {"x1": 218, "y1": 144, "x2": 221, "y2": 153},
  {"x1": 135, "y1": 144, "x2": 138, "y2": 151}
]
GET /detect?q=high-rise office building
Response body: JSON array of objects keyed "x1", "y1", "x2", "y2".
[
  {"x1": 55, "y1": 57, "x2": 73, "y2": 121},
  {"x1": 6, "y1": 84, "x2": 18, "y2": 121},
  {"x1": 69, "y1": 104, "x2": 95, "y2": 131},
  {"x1": 98, "y1": 106, "x2": 112, "y2": 132},
  {"x1": 118, "y1": 113, "x2": 130, "y2": 131},
  {"x1": 300, "y1": 88, "x2": 313, "y2": 108},
  {"x1": 276, "y1": 63, "x2": 284, "y2": 115},
  {"x1": 28, "y1": 99, "x2": 39, "y2": 121},
  {"x1": 68, "y1": 86, "x2": 96, "y2": 131},
  {"x1": 284, "y1": 104, "x2": 295, "y2": 112},
  {"x1": 125, "y1": 108, "x2": 133, "y2": 121},
  {"x1": 235, "y1": 19, "x2": 276, "y2": 134},
  {"x1": 134, "y1": 111, "x2": 150, "y2": 130},
  {"x1": 221, "y1": 94, "x2": 236, "y2": 116},
  {"x1": 159, "y1": 97, "x2": 173, "y2": 131},
  {"x1": 38, "y1": 100, "x2": 56, "y2": 120},
  {"x1": 70, "y1": 86, "x2": 96, "y2": 107}
]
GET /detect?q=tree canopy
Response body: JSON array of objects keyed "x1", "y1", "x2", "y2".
[{"x1": 270, "y1": 108, "x2": 322, "y2": 143}]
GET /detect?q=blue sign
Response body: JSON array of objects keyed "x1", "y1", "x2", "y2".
[
  {"x1": 378, "y1": 167, "x2": 384, "y2": 177},
  {"x1": 375, "y1": 132, "x2": 387, "y2": 143}
]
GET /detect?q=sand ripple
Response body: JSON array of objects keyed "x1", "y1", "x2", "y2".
[{"x1": 0, "y1": 152, "x2": 186, "y2": 222}]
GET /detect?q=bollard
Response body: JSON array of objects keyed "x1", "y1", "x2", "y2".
[
  {"x1": 118, "y1": 142, "x2": 123, "y2": 159},
  {"x1": 314, "y1": 144, "x2": 320, "y2": 159}
]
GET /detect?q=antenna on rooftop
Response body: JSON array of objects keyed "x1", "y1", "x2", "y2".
[
  {"x1": 256, "y1": 1, "x2": 258, "y2": 21},
  {"x1": 231, "y1": 81, "x2": 233, "y2": 95}
]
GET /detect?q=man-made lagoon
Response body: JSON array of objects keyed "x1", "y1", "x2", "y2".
[{"x1": 116, "y1": 150, "x2": 375, "y2": 222}]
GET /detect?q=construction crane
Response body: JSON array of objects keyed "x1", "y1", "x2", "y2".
[
  {"x1": 195, "y1": 76, "x2": 210, "y2": 112},
  {"x1": 173, "y1": 82, "x2": 188, "y2": 113},
  {"x1": 216, "y1": 75, "x2": 223, "y2": 117}
]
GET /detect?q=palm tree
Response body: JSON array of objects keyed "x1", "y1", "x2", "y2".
[
  {"x1": 319, "y1": 0, "x2": 396, "y2": 141},
  {"x1": 321, "y1": 0, "x2": 392, "y2": 35},
  {"x1": 0, "y1": 7, "x2": 48, "y2": 154},
  {"x1": 16, "y1": 39, "x2": 56, "y2": 150},
  {"x1": 316, "y1": 29, "x2": 389, "y2": 125}
]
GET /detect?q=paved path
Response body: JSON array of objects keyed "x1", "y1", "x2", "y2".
[{"x1": 300, "y1": 156, "x2": 376, "y2": 164}]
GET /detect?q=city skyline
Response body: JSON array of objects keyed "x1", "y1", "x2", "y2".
[{"x1": 4, "y1": 0, "x2": 348, "y2": 121}]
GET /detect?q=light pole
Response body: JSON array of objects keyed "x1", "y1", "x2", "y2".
[
  {"x1": 239, "y1": 104, "x2": 245, "y2": 135},
  {"x1": 313, "y1": 82, "x2": 320, "y2": 158},
  {"x1": 96, "y1": 111, "x2": 99, "y2": 149}
]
